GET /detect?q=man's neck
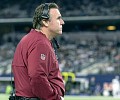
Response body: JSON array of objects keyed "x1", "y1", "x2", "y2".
[{"x1": 35, "y1": 29, "x2": 53, "y2": 40}]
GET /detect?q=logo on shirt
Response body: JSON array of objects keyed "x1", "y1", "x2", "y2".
[{"x1": 40, "y1": 54, "x2": 46, "y2": 60}]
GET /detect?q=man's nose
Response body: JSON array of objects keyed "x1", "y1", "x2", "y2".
[{"x1": 61, "y1": 19, "x2": 65, "y2": 25}]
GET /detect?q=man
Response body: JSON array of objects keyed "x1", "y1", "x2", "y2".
[
  {"x1": 112, "y1": 76, "x2": 120, "y2": 97},
  {"x1": 12, "y1": 3, "x2": 65, "y2": 100}
]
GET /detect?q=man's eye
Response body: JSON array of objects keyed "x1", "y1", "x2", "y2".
[{"x1": 58, "y1": 16, "x2": 62, "y2": 19}]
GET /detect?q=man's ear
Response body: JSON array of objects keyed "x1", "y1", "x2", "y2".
[{"x1": 41, "y1": 19, "x2": 49, "y2": 27}]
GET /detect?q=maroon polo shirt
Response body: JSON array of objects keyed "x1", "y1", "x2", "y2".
[{"x1": 12, "y1": 29, "x2": 65, "y2": 100}]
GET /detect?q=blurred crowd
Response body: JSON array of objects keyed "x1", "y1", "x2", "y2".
[
  {"x1": 58, "y1": 32, "x2": 120, "y2": 74},
  {"x1": 0, "y1": 0, "x2": 120, "y2": 18}
]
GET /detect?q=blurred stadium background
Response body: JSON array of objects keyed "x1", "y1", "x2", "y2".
[{"x1": 1, "y1": 0, "x2": 120, "y2": 100}]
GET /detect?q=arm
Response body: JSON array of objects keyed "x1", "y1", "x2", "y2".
[{"x1": 28, "y1": 43, "x2": 61, "y2": 100}]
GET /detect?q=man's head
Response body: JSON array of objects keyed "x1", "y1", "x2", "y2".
[{"x1": 33, "y1": 3, "x2": 64, "y2": 39}]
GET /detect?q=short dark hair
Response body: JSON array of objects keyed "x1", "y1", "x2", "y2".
[{"x1": 33, "y1": 3, "x2": 59, "y2": 29}]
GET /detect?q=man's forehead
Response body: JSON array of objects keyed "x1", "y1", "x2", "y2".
[{"x1": 49, "y1": 8, "x2": 61, "y2": 17}]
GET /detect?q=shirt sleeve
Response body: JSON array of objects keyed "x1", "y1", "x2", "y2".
[{"x1": 28, "y1": 42, "x2": 61, "y2": 100}]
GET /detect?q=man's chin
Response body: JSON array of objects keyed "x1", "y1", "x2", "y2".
[
  {"x1": 55, "y1": 31, "x2": 62, "y2": 37},
  {"x1": 58, "y1": 31, "x2": 63, "y2": 35}
]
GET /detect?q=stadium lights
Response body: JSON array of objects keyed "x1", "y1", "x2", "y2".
[{"x1": 107, "y1": 25, "x2": 116, "y2": 31}]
